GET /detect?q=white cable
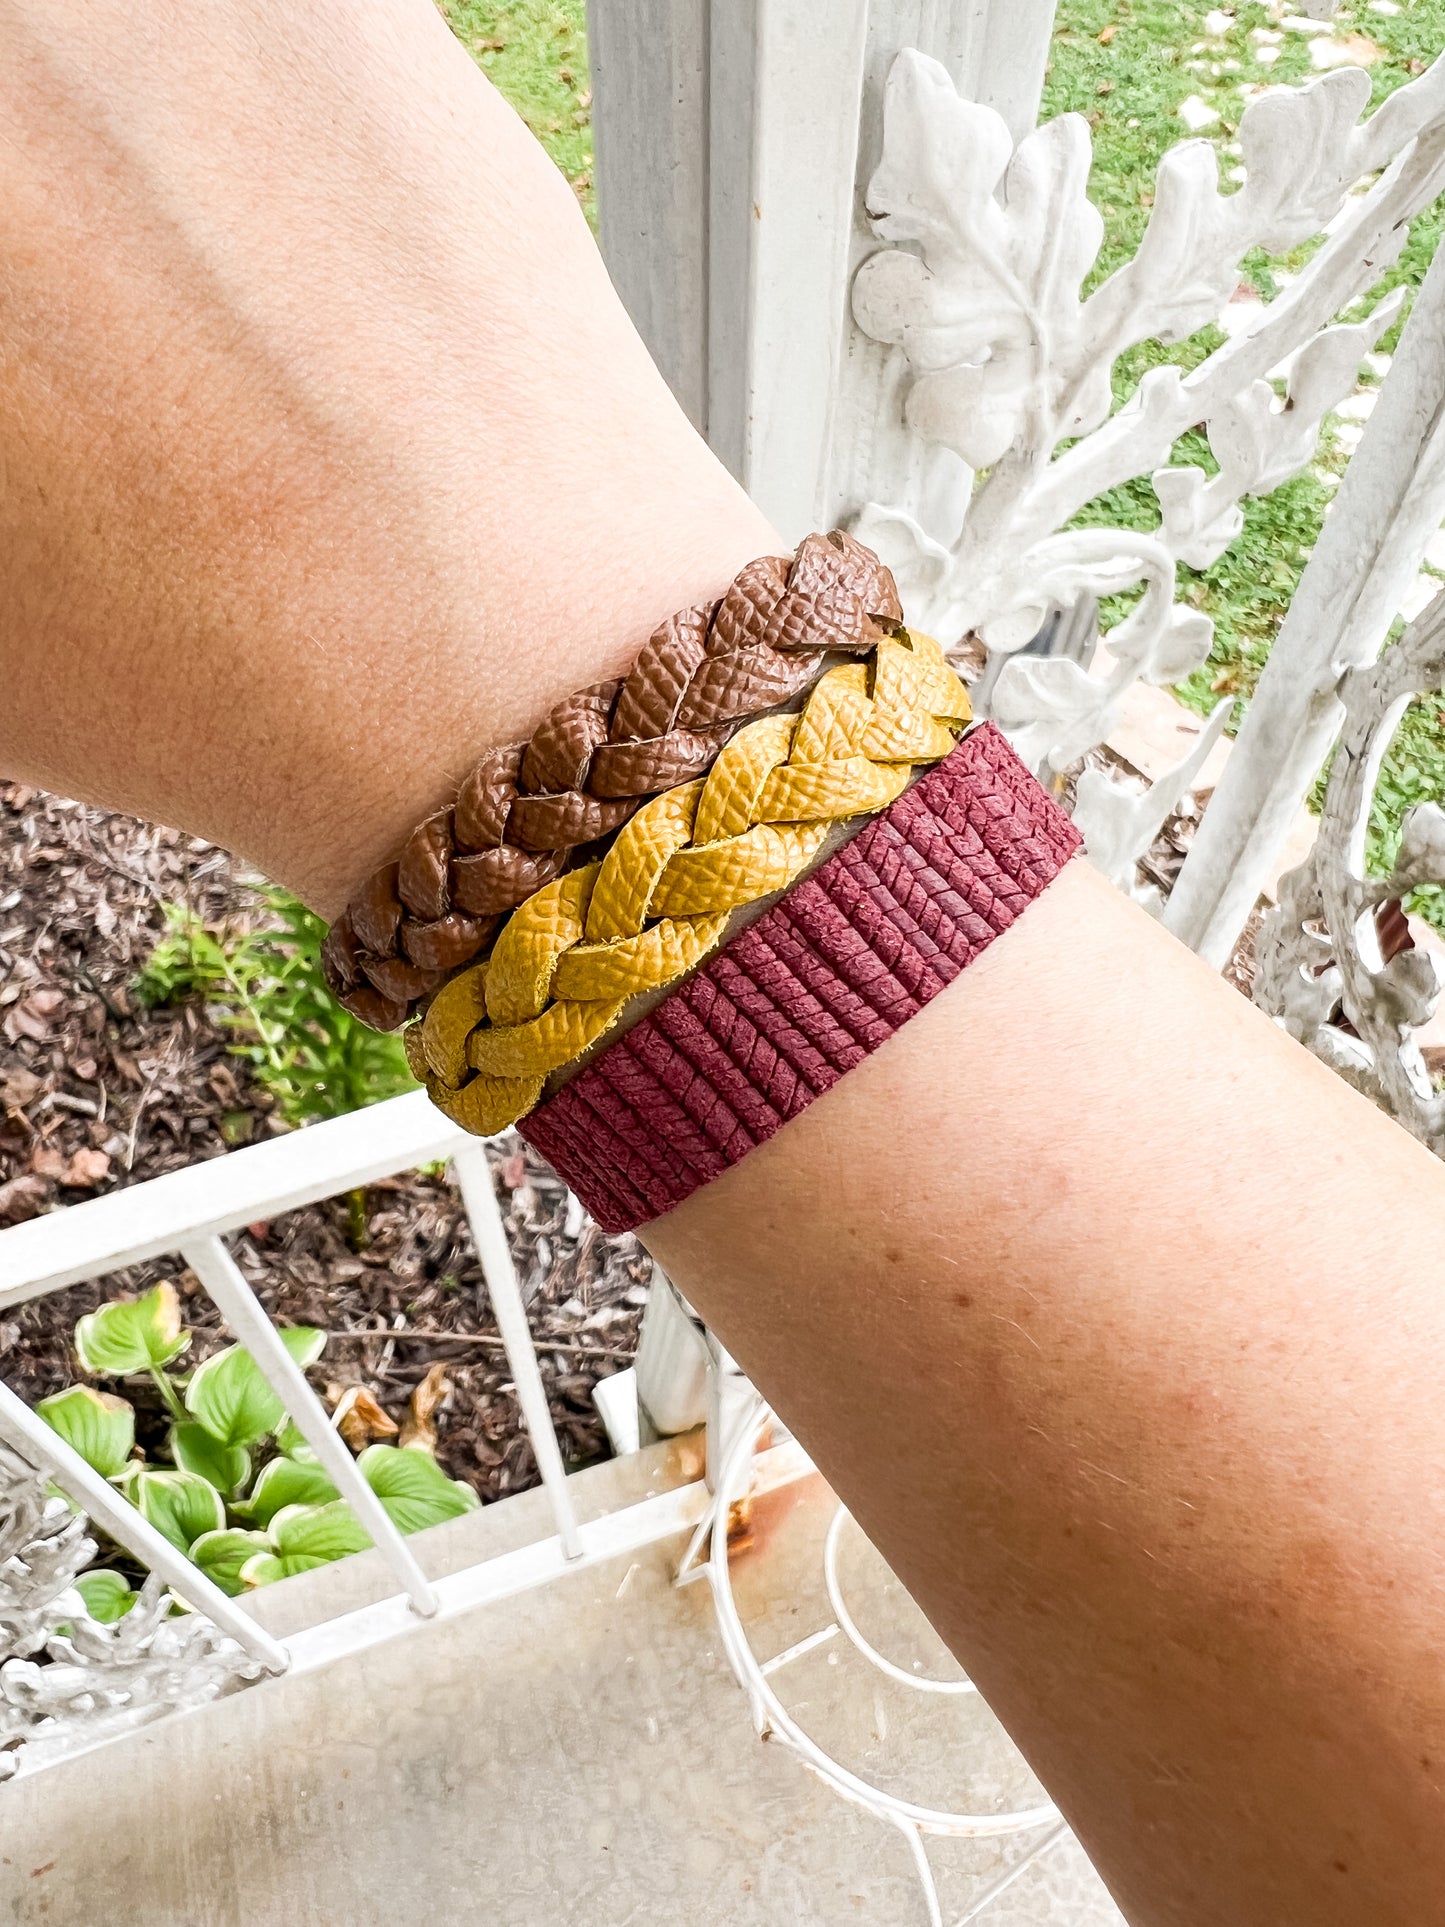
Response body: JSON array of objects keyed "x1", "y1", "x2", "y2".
[
  {"x1": 823, "y1": 1504, "x2": 978, "y2": 1696},
  {"x1": 703, "y1": 1395, "x2": 1059, "y2": 1843}
]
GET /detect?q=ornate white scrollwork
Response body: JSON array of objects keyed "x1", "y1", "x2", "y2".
[
  {"x1": 0, "y1": 1445, "x2": 94, "y2": 1666},
  {"x1": 851, "y1": 46, "x2": 1445, "y2": 897},
  {"x1": 0, "y1": 1445, "x2": 262, "y2": 1781},
  {"x1": 1254, "y1": 595, "x2": 1445, "y2": 1150}
]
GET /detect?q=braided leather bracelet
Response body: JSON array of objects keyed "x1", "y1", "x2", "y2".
[
  {"x1": 322, "y1": 531, "x2": 902, "y2": 1032},
  {"x1": 406, "y1": 629, "x2": 972, "y2": 1135}
]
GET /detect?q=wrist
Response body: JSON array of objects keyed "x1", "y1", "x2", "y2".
[
  {"x1": 327, "y1": 530, "x2": 916, "y2": 1039},
  {"x1": 292, "y1": 486, "x2": 781, "y2": 917}
]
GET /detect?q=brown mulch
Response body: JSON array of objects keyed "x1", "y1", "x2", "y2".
[{"x1": 0, "y1": 781, "x2": 647, "y2": 1502}]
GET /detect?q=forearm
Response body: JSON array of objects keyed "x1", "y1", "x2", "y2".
[
  {"x1": 654, "y1": 859, "x2": 1445, "y2": 1924},
  {"x1": 3, "y1": 9, "x2": 1444, "y2": 1925},
  {"x1": 0, "y1": 0, "x2": 772, "y2": 910}
]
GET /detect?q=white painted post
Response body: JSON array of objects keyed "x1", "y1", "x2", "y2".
[
  {"x1": 589, "y1": 0, "x2": 1060, "y2": 542},
  {"x1": 704, "y1": 0, "x2": 871, "y2": 536},
  {"x1": 633, "y1": 1271, "x2": 709, "y2": 1438},
  {"x1": 1166, "y1": 236, "x2": 1445, "y2": 967},
  {"x1": 450, "y1": 1142, "x2": 583, "y2": 1559},
  {"x1": 588, "y1": 0, "x2": 709, "y2": 433}
]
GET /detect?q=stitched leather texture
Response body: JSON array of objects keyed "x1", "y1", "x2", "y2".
[
  {"x1": 521, "y1": 724, "x2": 1082, "y2": 1233},
  {"x1": 321, "y1": 531, "x2": 902, "y2": 1032}
]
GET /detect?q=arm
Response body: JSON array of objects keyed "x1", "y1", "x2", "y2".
[{"x1": 2, "y1": 8, "x2": 1442, "y2": 1922}]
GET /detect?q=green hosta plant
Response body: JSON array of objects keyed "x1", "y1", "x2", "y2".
[
  {"x1": 74, "y1": 1569, "x2": 137, "y2": 1624},
  {"x1": 355, "y1": 1444, "x2": 478, "y2": 1535},
  {"x1": 237, "y1": 1501, "x2": 375, "y2": 1588},
  {"x1": 36, "y1": 1385, "x2": 135, "y2": 1479},
  {"x1": 183, "y1": 1323, "x2": 325, "y2": 1463},
  {"x1": 190, "y1": 1527, "x2": 278, "y2": 1596},
  {"x1": 242, "y1": 1452, "x2": 339, "y2": 1527},
  {"x1": 37, "y1": 1283, "x2": 478, "y2": 1610},
  {"x1": 75, "y1": 1281, "x2": 190, "y2": 1419},
  {"x1": 130, "y1": 1466, "x2": 227, "y2": 1554},
  {"x1": 170, "y1": 1421, "x2": 251, "y2": 1499}
]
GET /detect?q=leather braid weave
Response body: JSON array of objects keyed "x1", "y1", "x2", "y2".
[
  {"x1": 321, "y1": 530, "x2": 902, "y2": 1032},
  {"x1": 406, "y1": 630, "x2": 971, "y2": 1136}
]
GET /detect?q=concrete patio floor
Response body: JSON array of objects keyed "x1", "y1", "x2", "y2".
[{"x1": 2, "y1": 1439, "x2": 1123, "y2": 1926}]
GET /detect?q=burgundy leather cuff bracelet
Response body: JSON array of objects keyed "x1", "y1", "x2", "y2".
[{"x1": 521, "y1": 722, "x2": 1081, "y2": 1233}]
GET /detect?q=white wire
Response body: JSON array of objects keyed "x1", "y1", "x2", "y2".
[
  {"x1": 703, "y1": 1394, "x2": 1059, "y2": 1841},
  {"x1": 823, "y1": 1504, "x2": 978, "y2": 1696}
]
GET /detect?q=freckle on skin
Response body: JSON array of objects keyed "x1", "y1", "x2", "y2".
[
  {"x1": 1333, "y1": 1860, "x2": 1349, "y2": 1875},
  {"x1": 953, "y1": 1292, "x2": 974, "y2": 1310}
]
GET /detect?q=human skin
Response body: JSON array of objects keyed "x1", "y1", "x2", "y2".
[{"x1": 1, "y1": 6, "x2": 1443, "y2": 1922}]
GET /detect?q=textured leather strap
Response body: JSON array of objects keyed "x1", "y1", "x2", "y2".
[
  {"x1": 521, "y1": 724, "x2": 1081, "y2": 1233},
  {"x1": 409, "y1": 631, "x2": 970, "y2": 1136},
  {"x1": 322, "y1": 531, "x2": 902, "y2": 1031}
]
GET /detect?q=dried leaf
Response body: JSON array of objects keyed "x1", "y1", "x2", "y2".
[
  {"x1": 0, "y1": 1174, "x2": 49, "y2": 1225},
  {"x1": 400, "y1": 1363, "x2": 451, "y2": 1453},
  {"x1": 5, "y1": 1005, "x2": 51, "y2": 1043},
  {"x1": 0, "y1": 1068, "x2": 43, "y2": 1110},
  {"x1": 334, "y1": 1385, "x2": 400, "y2": 1452}
]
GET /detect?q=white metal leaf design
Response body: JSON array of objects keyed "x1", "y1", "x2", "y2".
[{"x1": 851, "y1": 44, "x2": 1445, "y2": 897}]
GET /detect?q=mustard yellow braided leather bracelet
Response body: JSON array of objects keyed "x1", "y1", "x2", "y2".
[{"x1": 406, "y1": 629, "x2": 971, "y2": 1135}]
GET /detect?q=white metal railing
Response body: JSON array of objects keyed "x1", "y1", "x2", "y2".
[
  {"x1": 0, "y1": 1089, "x2": 815, "y2": 1779},
  {"x1": 593, "y1": 1, "x2": 1445, "y2": 1154},
  {"x1": 0, "y1": 1088, "x2": 1098, "y2": 1918}
]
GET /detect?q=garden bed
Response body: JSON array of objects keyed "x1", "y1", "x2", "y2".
[{"x1": 0, "y1": 781, "x2": 646, "y2": 1504}]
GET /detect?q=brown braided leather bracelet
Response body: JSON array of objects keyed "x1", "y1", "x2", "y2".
[{"x1": 321, "y1": 532, "x2": 904, "y2": 1032}]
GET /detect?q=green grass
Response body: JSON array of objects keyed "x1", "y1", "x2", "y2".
[
  {"x1": 440, "y1": 0, "x2": 593, "y2": 215},
  {"x1": 1043, "y1": 0, "x2": 1445, "y2": 907}
]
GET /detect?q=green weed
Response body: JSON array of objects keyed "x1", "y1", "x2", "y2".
[{"x1": 135, "y1": 887, "x2": 416, "y2": 1129}]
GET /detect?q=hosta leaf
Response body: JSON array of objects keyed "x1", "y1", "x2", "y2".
[
  {"x1": 75, "y1": 1570, "x2": 135, "y2": 1623},
  {"x1": 37, "y1": 1385, "x2": 135, "y2": 1478},
  {"x1": 75, "y1": 1281, "x2": 190, "y2": 1377},
  {"x1": 243, "y1": 1454, "x2": 339, "y2": 1529},
  {"x1": 132, "y1": 1467, "x2": 226, "y2": 1554},
  {"x1": 240, "y1": 1501, "x2": 371, "y2": 1584},
  {"x1": 238, "y1": 1551, "x2": 287, "y2": 1589},
  {"x1": 190, "y1": 1528, "x2": 272, "y2": 1597},
  {"x1": 184, "y1": 1327, "x2": 325, "y2": 1449},
  {"x1": 274, "y1": 1418, "x2": 317, "y2": 1463},
  {"x1": 357, "y1": 1444, "x2": 480, "y2": 1535},
  {"x1": 170, "y1": 1421, "x2": 250, "y2": 1497}
]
